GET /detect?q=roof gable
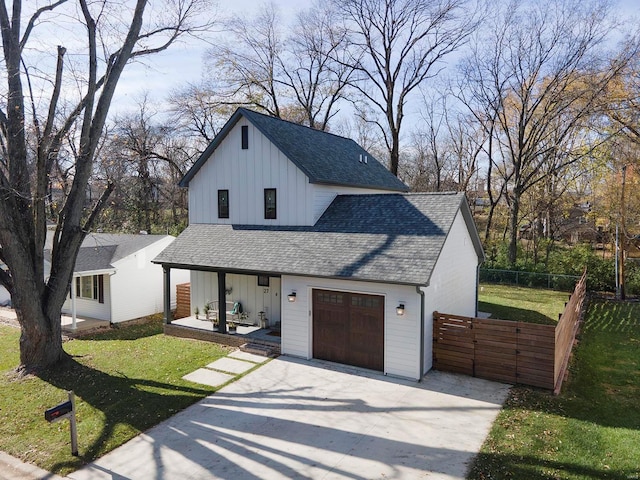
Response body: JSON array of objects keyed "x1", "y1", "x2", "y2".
[{"x1": 180, "y1": 108, "x2": 408, "y2": 192}]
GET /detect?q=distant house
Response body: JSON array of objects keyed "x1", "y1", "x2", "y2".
[
  {"x1": 59, "y1": 233, "x2": 189, "y2": 323},
  {"x1": 0, "y1": 233, "x2": 189, "y2": 323},
  {"x1": 154, "y1": 108, "x2": 484, "y2": 380}
]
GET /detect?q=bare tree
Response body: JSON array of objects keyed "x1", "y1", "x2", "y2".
[
  {"x1": 96, "y1": 96, "x2": 193, "y2": 234},
  {"x1": 334, "y1": 0, "x2": 481, "y2": 176},
  {"x1": 168, "y1": 82, "x2": 236, "y2": 147},
  {"x1": 0, "y1": 0, "x2": 215, "y2": 371},
  {"x1": 207, "y1": 2, "x2": 353, "y2": 130}
]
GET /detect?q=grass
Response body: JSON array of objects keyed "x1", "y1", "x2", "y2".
[
  {"x1": 468, "y1": 299, "x2": 640, "y2": 479},
  {"x1": 0, "y1": 318, "x2": 232, "y2": 476},
  {"x1": 478, "y1": 283, "x2": 571, "y2": 324}
]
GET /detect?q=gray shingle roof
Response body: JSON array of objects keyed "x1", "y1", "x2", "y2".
[
  {"x1": 153, "y1": 193, "x2": 483, "y2": 286},
  {"x1": 45, "y1": 233, "x2": 172, "y2": 274},
  {"x1": 180, "y1": 108, "x2": 409, "y2": 192}
]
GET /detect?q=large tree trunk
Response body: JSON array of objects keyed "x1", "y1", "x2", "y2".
[
  {"x1": 8, "y1": 254, "x2": 68, "y2": 370},
  {"x1": 18, "y1": 308, "x2": 66, "y2": 369}
]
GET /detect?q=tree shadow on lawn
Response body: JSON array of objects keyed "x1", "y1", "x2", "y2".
[
  {"x1": 468, "y1": 452, "x2": 637, "y2": 480},
  {"x1": 38, "y1": 357, "x2": 212, "y2": 475},
  {"x1": 79, "y1": 319, "x2": 164, "y2": 342},
  {"x1": 477, "y1": 302, "x2": 556, "y2": 325}
]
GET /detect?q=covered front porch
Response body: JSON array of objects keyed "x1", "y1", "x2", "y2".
[
  {"x1": 165, "y1": 315, "x2": 281, "y2": 355},
  {"x1": 161, "y1": 264, "x2": 283, "y2": 351}
]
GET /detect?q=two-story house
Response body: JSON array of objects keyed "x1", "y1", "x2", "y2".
[{"x1": 154, "y1": 108, "x2": 484, "y2": 380}]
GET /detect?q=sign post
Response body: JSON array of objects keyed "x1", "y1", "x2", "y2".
[{"x1": 44, "y1": 391, "x2": 78, "y2": 456}]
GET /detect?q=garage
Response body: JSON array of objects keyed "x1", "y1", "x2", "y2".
[{"x1": 312, "y1": 289, "x2": 384, "y2": 371}]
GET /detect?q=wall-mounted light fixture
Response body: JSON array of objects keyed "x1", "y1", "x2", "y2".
[
  {"x1": 396, "y1": 303, "x2": 405, "y2": 316},
  {"x1": 288, "y1": 292, "x2": 297, "y2": 302}
]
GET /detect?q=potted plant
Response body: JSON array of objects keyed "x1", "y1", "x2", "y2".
[
  {"x1": 227, "y1": 321, "x2": 237, "y2": 334},
  {"x1": 212, "y1": 318, "x2": 219, "y2": 331},
  {"x1": 194, "y1": 306, "x2": 199, "y2": 319},
  {"x1": 204, "y1": 303, "x2": 210, "y2": 320}
]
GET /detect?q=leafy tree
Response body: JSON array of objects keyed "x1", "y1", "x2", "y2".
[
  {"x1": 0, "y1": 0, "x2": 214, "y2": 371},
  {"x1": 457, "y1": 0, "x2": 630, "y2": 265}
]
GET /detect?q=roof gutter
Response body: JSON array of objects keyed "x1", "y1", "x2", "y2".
[{"x1": 72, "y1": 268, "x2": 116, "y2": 277}]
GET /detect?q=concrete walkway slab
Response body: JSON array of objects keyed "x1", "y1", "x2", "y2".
[
  {"x1": 0, "y1": 451, "x2": 65, "y2": 480},
  {"x1": 206, "y1": 357, "x2": 257, "y2": 375},
  {"x1": 228, "y1": 350, "x2": 269, "y2": 363},
  {"x1": 182, "y1": 368, "x2": 234, "y2": 388},
  {"x1": 69, "y1": 357, "x2": 510, "y2": 480}
]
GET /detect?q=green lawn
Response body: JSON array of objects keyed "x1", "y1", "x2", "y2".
[
  {"x1": 0, "y1": 319, "x2": 233, "y2": 476},
  {"x1": 468, "y1": 299, "x2": 640, "y2": 479},
  {"x1": 478, "y1": 284, "x2": 571, "y2": 324}
]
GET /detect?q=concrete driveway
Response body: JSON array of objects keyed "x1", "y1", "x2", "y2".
[{"x1": 67, "y1": 357, "x2": 510, "y2": 480}]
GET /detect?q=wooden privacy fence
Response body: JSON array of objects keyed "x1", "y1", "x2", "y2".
[
  {"x1": 175, "y1": 283, "x2": 191, "y2": 319},
  {"x1": 433, "y1": 269, "x2": 587, "y2": 392}
]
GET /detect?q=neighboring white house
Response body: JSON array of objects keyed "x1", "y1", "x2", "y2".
[
  {"x1": 154, "y1": 108, "x2": 484, "y2": 380},
  {"x1": 57, "y1": 233, "x2": 190, "y2": 323},
  {"x1": 2, "y1": 233, "x2": 189, "y2": 322}
]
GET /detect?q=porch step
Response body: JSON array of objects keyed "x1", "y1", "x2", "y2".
[{"x1": 240, "y1": 342, "x2": 278, "y2": 357}]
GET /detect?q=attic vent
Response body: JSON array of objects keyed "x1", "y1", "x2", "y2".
[{"x1": 358, "y1": 154, "x2": 368, "y2": 164}]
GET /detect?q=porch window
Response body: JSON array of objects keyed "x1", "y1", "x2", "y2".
[
  {"x1": 75, "y1": 275, "x2": 104, "y2": 303},
  {"x1": 264, "y1": 188, "x2": 276, "y2": 219},
  {"x1": 218, "y1": 189, "x2": 229, "y2": 219}
]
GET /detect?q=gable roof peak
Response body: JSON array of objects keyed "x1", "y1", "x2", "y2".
[{"x1": 180, "y1": 107, "x2": 408, "y2": 192}]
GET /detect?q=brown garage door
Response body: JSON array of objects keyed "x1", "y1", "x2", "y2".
[{"x1": 312, "y1": 289, "x2": 384, "y2": 371}]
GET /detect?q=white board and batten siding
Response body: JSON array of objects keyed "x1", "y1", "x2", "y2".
[
  {"x1": 110, "y1": 238, "x2": 190, "y2": 323},
  {"x1": 281, "y1": 275, "x2": 422, "y2": 380},
  {"x1": 188, "y1": 119, "x2": 315, "y2": 226},
  {"x1": 421, "y1": 210, "x2": 480, "y2": 371},
  {"x1": 188, "y1": 120, "x2": 399, "y2": 227},
  {"x1": 190, "y1": 271, "x2": 282, "y2": 325}
]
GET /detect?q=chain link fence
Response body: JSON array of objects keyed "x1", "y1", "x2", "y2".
[{"x1": 480, "y1": 269, "x2": 580, "y2": 292}]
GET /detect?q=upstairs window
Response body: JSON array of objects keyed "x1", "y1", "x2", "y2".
[
  {"x1": 241, "y1": 125, "x2": 249, "y2": 149},
  {"x1": 218, "y1": 189, "x2": 229, "y2": 219},
  {"x1": 264, "y1": 188, "x2": 277, "y2": 219}
]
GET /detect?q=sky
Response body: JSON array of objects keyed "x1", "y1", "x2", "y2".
[
  {"x1": 15, "y1": 0, "x2": 640, "y2": 114},
  {"x1": 111, "y1": 0, "x2": 304, "y2": 113},
  {"x1": 112, "y1": 0, "x2": 640, "y2": 120}
]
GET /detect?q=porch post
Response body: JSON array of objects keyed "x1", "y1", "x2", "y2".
[
  {"x1": 163, "y1": 266, "x2": 173, "y2": 325},
  {"x1": 218, "y1": 270, "x2": 227, "y2": 333}
]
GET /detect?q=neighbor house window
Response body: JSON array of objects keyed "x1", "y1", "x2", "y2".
[
  {"x1": 218, "y1": 189, "x2": 229, "y2": 219},
  {"x1": 264, "y1": 188, "x2": 277, "y2": 219},
  {"x1": 241, "y1": 125, "x2": 249, "y2": 149},
  {"x1": 75, "y1": 275, "x2": 104, "y2": 303}
]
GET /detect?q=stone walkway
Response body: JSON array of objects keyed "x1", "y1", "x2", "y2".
[{"x1": 182, "y1": 350, "x2": 270, "y2": 388}]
